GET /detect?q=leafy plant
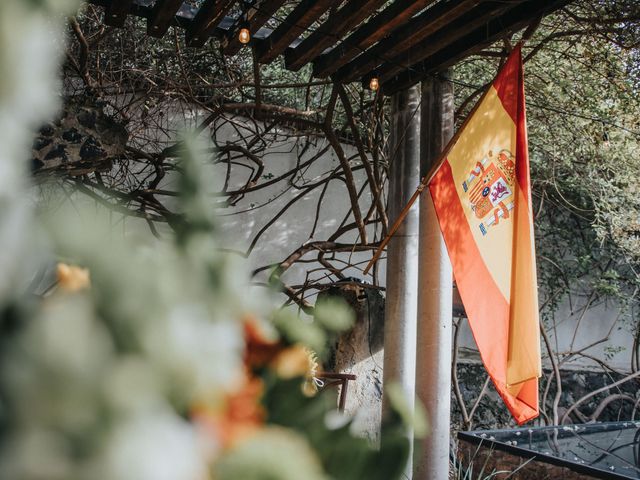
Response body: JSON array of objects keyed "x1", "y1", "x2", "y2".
[{"x1": 0, "y1": 2, "x2": 418, "y2": 477}]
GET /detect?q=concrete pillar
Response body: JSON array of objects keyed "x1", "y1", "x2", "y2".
[
  {"x1": 414, "y1": 73, "x2": 454, "y2": 480},
  {"x1": 382, "y1": 85, "x2": 421, "y2": 478}
]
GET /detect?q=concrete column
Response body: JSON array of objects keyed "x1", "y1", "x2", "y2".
[
  {"x1": 414, "y1": 73, "x2": 454, "y2": 480},
  {"x1": 382, "y1": 85, "x2": 421, "y2": 478}
]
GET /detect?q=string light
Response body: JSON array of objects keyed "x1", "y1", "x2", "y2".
[
  {"x1": 239, "y1": 26, "x2": 250, "y2": 44},
  {"x1": 238, "y1": 2, "x2": 250, "y2": 46},
  {"x1": 369, "y1": 77, "x2": 379, "y2": 91}
]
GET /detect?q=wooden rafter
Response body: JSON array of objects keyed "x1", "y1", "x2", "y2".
[
  {"x1": 222, "y1": 0, "x2": 287, "y2": 56},
  {"x1": 105, "y1": 0, "x2": 133, "y2": 27},
  {"x1": 186, "y1": 0, "x2": 237, "y2": 48},
  {"x1": 87, "y1": 0, "x2": 573, "y2": 94},
  {"x1": 375, "y1": 1, "x2": 523, "y2": 83},
  {"x1": 284, "y1": 0, "x2": 388, "y2": 72},
  {"x1": 147, "y1": 0, "x2": 184, "y2": 37},
  {"x1": 332, "y1": 0, "x2": 482, "y2": 83},
  {"x1": 312, "y1": 0, "x2": 433, "y2": 78},
  {"x1": 382, "y1": 0, "x2": 571, "y2": 94},
  {"x1": 255, "y1": 0, "x2": 337, "y2": 65}
]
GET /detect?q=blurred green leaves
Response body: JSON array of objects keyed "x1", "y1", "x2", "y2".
[
  {"x1": 314, "y1": 297, "x2": 355, "y2": 332},
  {"x1": 0, "y1": 131, "x2": 422, "y2": 479},
  {"x1": 215, "y1": 427, "x2": 329, "y2": 480},
  {"x1": 271, "y1": 296, "x2": 353, "y2": 358},
  {"x1": 262, "y1": 377, "x2": 413, "y2": 480}
]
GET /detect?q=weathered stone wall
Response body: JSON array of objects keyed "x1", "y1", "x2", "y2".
[
  {"x1": 321, "y1": 283, "x2": 385, "y2": 444},
  {"x1": 454, "y1": 363, "x2": 640, "y2": 430},
  {"x1": 32, "y1": 96, "x2": 128, "y2": 176}
]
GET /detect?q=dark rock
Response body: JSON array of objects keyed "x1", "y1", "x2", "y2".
[
  {"x1": 32, "y1": 96, "x2": 128, "y2": 175},
  {"x1": 96, "y1": 117, "x2": 129, "y2": 146},
  {"x1": 79, "y1": 137, "x2": 106, "y2": 161},
  {"x1": 31, "y1": 158, "x2": 44, "y2": 171},
  {"x1": 77, "y1": 109, "x2": 96, "y2": 129},
  {"x1": 39, "y1": 124, "x2": 55, "y2": 137},
  {"x1": 44, "y1": 144, "x2": 67, "y2": 161},
  {"x1": 33, "y1": 137, "x2": 52, "y2": 151},
  {"x1": 62, "y1": 128, "x2": 83, "y2": 144}
]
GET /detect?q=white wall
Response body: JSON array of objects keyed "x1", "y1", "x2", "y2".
[
  {"x1": 54, "y1": 100, "x2": 635, "y2": 373},
  {"x1": 455, "y1": 290, "x2": 635, "y2": 372},
  {"x1": 205, "y1": 117, "x2": 636, "y2": 372}
]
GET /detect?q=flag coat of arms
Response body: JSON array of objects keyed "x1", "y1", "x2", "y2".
[{"x1": 428, "y1": 45, "x2": 541, "y2": 424}]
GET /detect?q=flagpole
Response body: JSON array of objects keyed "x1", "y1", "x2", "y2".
[{"x1": 363, "y1": 78, "x2": 495, "y2": 276}]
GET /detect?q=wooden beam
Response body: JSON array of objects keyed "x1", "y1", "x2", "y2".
[
  {"x1": 382, "y1": 0, "x2": 571, "y2": 94},
  {"x1": 90, "y1": 0, "x2": 156, "y2": 22},
  {"x1": 222, "y1": 0, "x2": 286, "y2": 56},
  {"x1": 147, "y1": 0, "x2": 184, "y2": 37},
  {"x1": 332, "y1": 0, "x2": 482, "y2": 84},
  {"x1": 255, "y1": 0, "x2": 337, "y2": 65},
  {"x1": 186, "y1": 0, "x2": 237, "y2": 48},
  {"x1": 105, "y1": 0, "x2": 133, "y2": 27},
  {"x1": 374, "y1": 1, "x2": 521, "y2": 83},
  {"x1": 284, "y1": 0, "x2": 387, "y2": 72},
  {"x1": 312, "y1": 0, "x2": 433, "y2": 78}
]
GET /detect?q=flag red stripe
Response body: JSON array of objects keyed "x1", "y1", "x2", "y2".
[
  {"x1": 493, "y1": 45, "x2": 520, "y2": 125},
  {"x1": 430, "y1": 159, "x2": 538, "y2": 424},
  {"x1": 430, "y1": 161, "x2": 509, "y2": 378},
  {"x1": 494, "y1": 45, "x2": 532, "y2": 203}
]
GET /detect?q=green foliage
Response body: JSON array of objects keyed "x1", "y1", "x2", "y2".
[
  {"x1": 313, "y1": 297, "x2": 355, "y2": 331},
  {"x1": 214, "y1": 427, "x2": 329, "y2": 480},
  {"x1": 272, "y1": 308, "x2": 328, "y2": 354},
  {"x1": 386, "y1": 382, "x2": 428, "y2": 438},
  {"x1": 0, "y1": 132, "x2": 417, "y2": 478},
  {"x1": 262, "y1": 376, "x2": 411, "y2": 480}
]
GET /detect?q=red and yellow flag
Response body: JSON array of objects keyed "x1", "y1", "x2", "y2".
[{"x1": 428, "y1": 45, "x2": 541, "y2": 424}]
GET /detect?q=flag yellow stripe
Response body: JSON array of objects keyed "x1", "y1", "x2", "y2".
[
  {"x1": 507, "y1": 182, "x2": 542, "y2": 386},
  {"x1": 429, "y1": 159, "x2": 538, "y2": 424},
  {"x1": 446, "y1": 86, "x2": 516, "y2": 301}
]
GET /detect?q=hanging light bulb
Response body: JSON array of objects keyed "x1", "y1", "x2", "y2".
[
  {"x1": 238, "y1": 26, "x2": 250, "y2": 44},
  {"x1": 369, "y1": 77, "x2": 379, "y2": 91}
]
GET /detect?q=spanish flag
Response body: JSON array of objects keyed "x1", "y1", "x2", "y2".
[{"x1": 429, "y1": 45, "x2": 541, "y2": 424}]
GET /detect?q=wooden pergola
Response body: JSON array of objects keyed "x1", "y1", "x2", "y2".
[{"x1": 88, "y1": 0, "x2": 568, "y2": 94}]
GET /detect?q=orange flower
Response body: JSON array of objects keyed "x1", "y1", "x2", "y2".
[
  {"x1": 192, "y1": 372, "x2": 265, "y2": 450},
  {"x1": 270, "y1": 345, "x2": 320, "y2": 396},
  {"x1": 56, "y1": 263, "x2": 90, "y2": 292},
  {"x1": 271, "y1": 344, "x2": 312, "y2": 379},
  {"x1": 243, "y1": 316, "x2": 281, "y2": 368}
]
